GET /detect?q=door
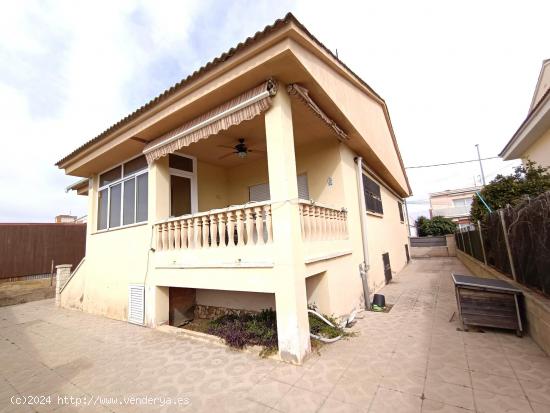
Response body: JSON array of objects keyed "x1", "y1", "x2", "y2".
[
  {"x1": 382, "y1": 252, "x2": 392, "y2": 284},
  {"x1": 170, "y1": 175, "x2": 192, "y2": 217}
]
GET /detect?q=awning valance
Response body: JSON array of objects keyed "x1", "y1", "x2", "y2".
[
  {"x1": 143, "y1": 79, "x2": 278, "y2": 164},
  {"x1": 287, "y1": 84, "x2": 348, "y2": 142}
]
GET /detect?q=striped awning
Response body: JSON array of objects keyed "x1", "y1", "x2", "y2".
[
  {"x1": 143, "y1": 79, "x2": 278, "y2": 164},
  {"x1": 287, "y1": 83, "x2": 348, "y2": 141}
]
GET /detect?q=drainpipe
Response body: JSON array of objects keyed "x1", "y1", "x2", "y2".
[{"x1": 354, "y1": 157, "x2": 372, "y2": 310}]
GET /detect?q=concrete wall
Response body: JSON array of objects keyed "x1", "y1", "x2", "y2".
[
  {"x1": 522, "y1": 127, "x2": 550, "y2": 168},
  {"x1": 196, "y1": 289, "x2": 275, "y2": 312},
  {"x1": 457, "y1": 250, "x2": 550, "y2": 356}
]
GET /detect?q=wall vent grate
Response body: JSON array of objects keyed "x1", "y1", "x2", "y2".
[{"x1": 128, "y1": 284, "x2": 145, "y2": 325}]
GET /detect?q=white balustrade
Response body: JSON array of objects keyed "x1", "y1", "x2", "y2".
[
  {"x1": 299, "y1": 201, "x2": 348, "y2": 241},
  {"x1": 154, "y1": 202, "x2": 272, "y2": 251}
]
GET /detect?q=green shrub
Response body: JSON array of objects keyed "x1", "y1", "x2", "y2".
[{"x1": 415, "y1": 215, "x2": 456, "y2": 236}]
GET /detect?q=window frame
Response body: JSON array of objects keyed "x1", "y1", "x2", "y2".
[
  {"x1": 362, "y1": 173, "x2": 384, "y2": 215},
  {"x1": 96, "y1": 154, "x2": 149, "y2": 232},
  {"x1": 398, "y1": 200, "x2": 405, "y2": 223},
  {"x1": 168, "y1": 153, "x2": 198, "y2": 217}
]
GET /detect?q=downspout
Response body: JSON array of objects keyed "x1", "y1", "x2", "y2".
[{"x1": 354, "y1": 157, "x2": 372, "y2": 310}]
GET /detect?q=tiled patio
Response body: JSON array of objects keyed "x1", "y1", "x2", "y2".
[{"x1": 1, "y1": 257, "x2": 549, "y2": 412}]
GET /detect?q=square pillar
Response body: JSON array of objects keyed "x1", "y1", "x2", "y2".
[
  {"x1": 148, "y1": 156, "x2": 170, "y2": 222},
  {"x1": 265, "y1": 86, "x2": 311, "y2": 363}
]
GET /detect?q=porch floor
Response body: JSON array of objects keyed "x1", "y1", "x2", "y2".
[{"x1": 1, "y1": 258, "x2": 549, "y2": 412}]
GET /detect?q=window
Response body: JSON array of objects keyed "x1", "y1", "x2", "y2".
[
  {"x1": 453, "y1": 197, "x2": 473, "y2": 208},
  {"x1": 248, "y1": 174, "x2": 309, "y2": 202},
  {"x1": 362, "y1": 174, "x2": 383, "y2": 214},
  {"x1": 97, "y1": 155, "x2": 148, "y2": 230},
  {"x1": 398, "y1": 201, "x2": 405, "y2": 222}
]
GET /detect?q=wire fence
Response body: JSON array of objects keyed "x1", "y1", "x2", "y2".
[{"x1": 456, "y1": 191, "x2": 550, "y2": 296}]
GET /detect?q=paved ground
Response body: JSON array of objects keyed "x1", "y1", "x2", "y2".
[{"x1": 1, "y1": 257, "x2": 550, "y2": 413}]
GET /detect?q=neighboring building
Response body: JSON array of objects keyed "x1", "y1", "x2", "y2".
[
  {"x1": 500, "y1": 59, "x2": 550, "y2": 167},
  {"x1": 55, "y1": 214, "x2": 78, "y2": 223},
  {"x1": 430, "y1": 186, "x2": 478, "y2": 228},
  {"x1": 56, "y1": 13, "x2": 411, "y2": 363}
]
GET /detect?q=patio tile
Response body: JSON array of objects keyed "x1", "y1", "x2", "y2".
[
  {"x1": 368, "y1": 388, "x2": 422, "y2": 413},
  {"x1": 426, "y1": 363, "x2": 471, "y2": 387},
  {"x1": 328, "y1": 374, "x2": 379, "y2": 406},
  {"x1": 421, "y1": 399, "x2": 474, "y2": 412},
  {"x1": 424, "y1": 379, "x2": 475, "y2": 410},
  {"x1": 470, "y1": 371, "x2": 525, "y2": 398},
  {"x1": 273, "y1": 386, "x2": 325, "y2": 413},
  {"x1": 520, "y1": 378, "x2": 550, "y2": 405},
  {"x1": 379, "y1": 370, "x2": 425, "y2": 396},
  {"x1": 245, "y1": 377, "x2": 291, "y2": 407},
  {"x1": 473, "y1": 389, "x2": 534, "y2": 413},
  {"x1": 531, "y1": 401, "x2": 550, "y2": 413},
  {"x1": 318, "y1": 397, "x2": 367, "y2": 413},
  {"x1": 267, "y1": 363, "x2": 305, "y2": 386}
]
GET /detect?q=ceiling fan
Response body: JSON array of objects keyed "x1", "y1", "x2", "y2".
[{"x1": 217, "y1": 138, "x2": 265, "y2": 159}]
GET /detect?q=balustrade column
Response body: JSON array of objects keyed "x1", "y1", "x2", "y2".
[
  {"x1": 254, "y1": 206, "x2": 264, "y2": 245},
  {"x1": 156, "y1": 225, "x2": 163, "y2": 251},
  {"x1": 245, "y1": 208, "x2": 254, "y2": 245},
  {"x1": 235, "y1": 210, "x2": 245, "y2": 246},
  {"x1": 193, "y1": 217, "x2": 202, "y2": 248},
  {"x1": 174, "y1": 221, "x2": 181, "y2": 249},
  {"x1": 201, "y1": 216, "x2": 209, "y2": 248},
  {"x1": 161, "y1": 223, "x2": 168, "y2": 251},
  {"x1": 264, "y1": 205, "x2": 273, "y2": 243},
  {"x1": 226, "y1": 211, "x2": 235, "y2": 247},
  {"x1": 217, "y1": 213, "x2": 227, "y2": 247},
  {"x1": 186, "y1": 218, "x2": 194, "y2": 248},
  {"x1": 209, "y1": 215, "x2": 218, "y2": 247},
  {"x1": 180, "y1": 219, "x2": 188, "y2": 249}
]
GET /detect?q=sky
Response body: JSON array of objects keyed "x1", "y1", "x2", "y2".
[{"x1": 0, "y1": 0, "x2": 548, "y2": 222}]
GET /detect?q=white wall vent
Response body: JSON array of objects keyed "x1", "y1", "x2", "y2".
[{"x1": 128, "y1": 284, "x2": 145, "y2": 325}]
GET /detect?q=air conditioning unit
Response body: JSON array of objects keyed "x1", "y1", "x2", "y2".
[{"x1": 128, "y1": 284, "x2": 145, "y2": 325}]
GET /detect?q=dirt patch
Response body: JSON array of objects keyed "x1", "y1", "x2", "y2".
[{"x1": 0, "y1": 278, "x2": 55, "y2": 307}]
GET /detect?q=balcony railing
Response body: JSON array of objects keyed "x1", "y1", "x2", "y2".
[
  {"x1": 432, "y1": 205, "x2": 470, "y2": 218},
  {"x1": 298, "y1": 201, "x2": 348, "y2": 241},
  {"x1": 154, "y1": 201, "x2": 272, "y2": 251}
]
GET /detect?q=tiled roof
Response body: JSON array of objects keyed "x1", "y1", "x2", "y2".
[{"x1": 55, "y1": 12, "x2": 384, "y2": 167}]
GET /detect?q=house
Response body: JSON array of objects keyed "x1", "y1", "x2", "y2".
[
  {"x1": 429, "y1": 186, "x2": 478, "y2": 229},
  {"x1": 500, "y1": 59, "x2": 550, "y2": 167},
  {"x1": 56, "y1": 13, "x2": 411, "y2": 363}
]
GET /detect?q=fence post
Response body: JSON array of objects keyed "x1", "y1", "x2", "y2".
[
  {"x1": 477, "y1": 220, "x2": 487, "y2": 265},
  {"x1": 459, "y1": 228, "x2": 465, "y2": 252},
  {"x1": 499, "y1": 209, "x2": 517, "y2": 281}
]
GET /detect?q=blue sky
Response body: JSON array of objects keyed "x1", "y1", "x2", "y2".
[{"x1": 0, "y1": 1, "x2": 548, "y2": 222}]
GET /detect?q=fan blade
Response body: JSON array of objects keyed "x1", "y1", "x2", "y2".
[
  {"x1": 217, "y1": 145, "x2": 236, "y2": 149},
  {"x1": 218, "y1": 152, "x2": 237, "y2": 160},
  {"x1": 248, "y1": 149, "x2": 266, "y2": 153}
]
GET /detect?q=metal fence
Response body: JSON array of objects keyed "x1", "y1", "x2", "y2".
[
  {"x1": 0, "y1": 223, "x2": 86, "y2": 280},
  {"x1": 456, "y1": 191, "x2": 550, "y2": 296}
]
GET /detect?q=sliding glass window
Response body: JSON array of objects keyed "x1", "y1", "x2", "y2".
[{"x1": 97, "y1": 155, "x2": 148, "y2": 231}]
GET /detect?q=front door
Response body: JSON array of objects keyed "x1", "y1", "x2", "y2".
[
  {"x1": 169, "y1": 153, "x2": 197, "y2": 217},
  {"x1": 170, "y1": 175, "x2": 192, "y2": 217}
]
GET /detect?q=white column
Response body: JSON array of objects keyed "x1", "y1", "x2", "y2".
[
  {"x1": 265, "y1": 87, "x2": 311, "y2": 363},
  {"x1": 146, "y1": 157, "x2": 170, "y2": 327},
  {"x1": 55, "y1": 264, "x2": 73, "y2": 306}
]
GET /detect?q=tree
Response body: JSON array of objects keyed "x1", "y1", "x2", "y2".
[
  {"x1": 471, "y1": 161, "x2": 550, "y2": 222},
  {"x1": 415, "y1": 215, "x2": 457, "y2": 236}
]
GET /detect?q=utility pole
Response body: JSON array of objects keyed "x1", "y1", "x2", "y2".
[{"x1": 475, "y1": 144, "x2": 486, "y2": 186}]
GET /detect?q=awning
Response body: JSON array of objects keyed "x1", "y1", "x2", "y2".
[
  {"x1": 287, "y1": 83, "x2": 348, "y2": 141},
  {"x1": 143, "y1": 79, "x2": 278, "y2": 164}
]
